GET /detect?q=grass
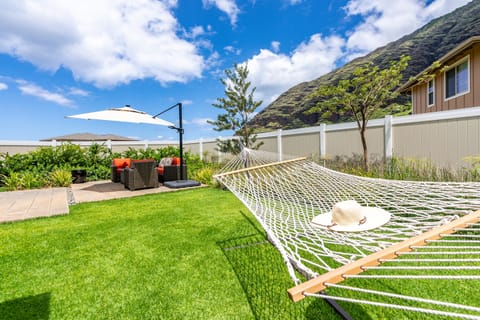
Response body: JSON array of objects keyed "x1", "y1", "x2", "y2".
[
  {"x1": 1, "y1": 187, "x2": 479, "y2": 319},
  {"x1": 0, "y1": 188, "x2": 338, "y2": 320},
  {"x1": 323, "y1": 154, "x2": 480, "y2": 182}
]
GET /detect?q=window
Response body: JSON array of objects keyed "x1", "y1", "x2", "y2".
[
  {"x1": 427, "y1": 79, "x2": 434, "y2": 107},
  {"x1": 445, "y1": 57, "x2": 469, "y2": 99}
]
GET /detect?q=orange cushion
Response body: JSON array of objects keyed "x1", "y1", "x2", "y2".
[
  {"x1": 112, "y1": 158, "x2": 124, "y2": 167},
  {"x1": 132, "y1": 159, "x2": 153, "y2": 164},
  {"x1": 157, "y1": 167, "x2": 164, "y2": 174},
  {"x1": 171, "y1": 157, "x2": 180, "y2": 166},
  {"x1": 113, "y1": 158, "x2": 131, "y2": 168}
]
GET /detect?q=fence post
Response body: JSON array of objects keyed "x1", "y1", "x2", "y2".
[
  {"x1": 277, "y1": 129, "x2": 283, "y2": 161},
  {"x1": 217, "y1": 136, "x2": 222, "y2": 163},
  {"x1": 319, "y1": 123, "x2": 326, "y2": 159},
  {"x1": 384, "y1": 115, "x2": 393, "y2": 160}
]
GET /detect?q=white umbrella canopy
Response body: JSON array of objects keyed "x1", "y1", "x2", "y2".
[{"x1": 66, "y1": 105, "x2": 174, "y2": 127}]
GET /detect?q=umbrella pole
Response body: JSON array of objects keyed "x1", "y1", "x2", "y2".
[
  {"x1": 154, "y1": 102, "x2": 184, "y2": 181},
  {"x1": 178, "y1": 103, "x2": 184, "y2": 181}
]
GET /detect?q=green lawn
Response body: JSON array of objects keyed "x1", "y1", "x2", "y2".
[
  {"x1": 1, "y1": 187, "x2": 479, "y2": 319},
  {"x1": 0, "y1": 188, "x2": 337, "y2": 320}
]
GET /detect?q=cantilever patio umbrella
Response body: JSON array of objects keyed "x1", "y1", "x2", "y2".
[
  {"x1": 66, "y1": 105, "x2": 174, "y2": 127},
  {"x1": 66, "y1": 104, "x2": 200, "y2": 188}
]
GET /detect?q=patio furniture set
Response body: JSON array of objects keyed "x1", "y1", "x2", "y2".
[{"x1": 111, "y1": 157, "x2": 186, "y2": 190}]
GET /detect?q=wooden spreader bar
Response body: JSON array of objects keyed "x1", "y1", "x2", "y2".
[{"x1": 288, "y1": 210, "x2": 480, "y2": 302}]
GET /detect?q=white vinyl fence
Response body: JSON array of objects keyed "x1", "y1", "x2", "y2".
[{"x1": 1, "y1": 107, "x2": 480, "y2": 168}]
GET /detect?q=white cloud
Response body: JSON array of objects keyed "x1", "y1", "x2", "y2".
[
  {"x1": 344, "y1": 0, "x2": 471, "y2": 57},
  {"x1": 205, "y1": 51, "x2": 221, "y2": 69},
  {"x1": 202, "y1": 0, "x2": 240, "y2": 26},
  {"x1": 17, "y1": 81, "x2": 72, "y2": 106},
  {"x1": 0, "y1": 82, "x2": 7, "y2": 90},
  {"x1": 288, "y1": 0, "x2": 303, "y2": 5},
  {"x1": 224, "y1": 45, "x2": 241, "y2": 55},
  {"x1": 68, "y1": 87, "x2": 89, "y2": 97},
  {"x1": 190, "y1": 117, "x2": 213, "y2": 126},
  {"x1": 0, "y1": 0, "x2": 204, "y2": 88},
  {"x1": 181, "y1": 99, "x2": 193, "y2": 105},
  {"x1": 245, "y1": 34, "x2": 345, "y2": 103},
  {"x1": 271, "y1": 41, "x2": 280, "y2": 53},
  {"x1": 423, "y1": 0, "x2": 470, "y2": 17},
  {"x1": 188, "y1": 26, "x2": 207, "y2": 38}
]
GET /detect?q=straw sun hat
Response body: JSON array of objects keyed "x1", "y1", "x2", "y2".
[{"x1": 312, "y1": 200, "x2": 391, "y2": 232}]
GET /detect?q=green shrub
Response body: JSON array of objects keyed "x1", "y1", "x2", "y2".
[
  {"x1": 1, "y1": 172, "x2": 22, "y2": 191},
  {"x1": 157, "y1": 146, "x2": 180, "y2": 159},
  {"x1": 122, "y1": 147, "x2": 142, "y2": 159},
  {"x1": 84, "y1": 143, "x2": 112, "y2": 181},
  {"x1": 463, "y1": 156, "x2": 480, "y2": 180},
  {"x1": 20, "y1": 172, "x2": 43, "y2": 189},
  {"x1": 49, "y1": 168, "x2": 72, "y2": 187},
  {"x1": 0, "y1": 144, "x2": 222, "y2": 189},
  {"x1": 54, "y1": 144, "x2": 86, "y2": 168},
  {"x1": 194, "y1": 167, "x2": 214, "y2": 185},
  {"x1": 84, "y1": 165, "x2": 109, "y2": 181}
]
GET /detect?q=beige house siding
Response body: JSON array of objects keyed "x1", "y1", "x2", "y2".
[{"x1": 411, "y1": 44, "x2": 480, "y2": 114}]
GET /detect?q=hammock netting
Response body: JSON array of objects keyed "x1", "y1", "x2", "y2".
[{"x1": 214, "y1": 149, "x2": 480, "y2": 319}]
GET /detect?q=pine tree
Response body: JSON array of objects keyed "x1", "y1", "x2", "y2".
[{"x1": 209, "y1": 63, "x2": 263, "y2": 154}]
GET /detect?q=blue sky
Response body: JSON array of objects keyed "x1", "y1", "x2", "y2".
[{"x1": 0, "y1": 0, "x2": 471, "y2": 141}]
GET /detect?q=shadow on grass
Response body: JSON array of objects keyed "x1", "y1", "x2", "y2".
[
  {"x1": 218, "y1": 211, "x2": 341, "y2": 320},
  {"x1": 0, "y1": 293, "x2": 50, "y2": 320}
]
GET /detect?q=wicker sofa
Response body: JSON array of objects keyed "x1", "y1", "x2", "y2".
[
  {"x1": 111, "y1": 158, "x2": 131, "y2": 183},
  {"x1": 123, "y1": 159, "x2": 159, "y2": 190},
  {"x1": 157, "y1": 157, "x2": 187, "y2": 183}
]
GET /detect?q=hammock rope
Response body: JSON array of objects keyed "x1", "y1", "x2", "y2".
[
  {"x1": 214, "y1": 148, "x2": 480, "y2": 318},
  {"x1": 324, "y1": 283, "x2": 480, "y2": 313},
  {"x1": 306, "y1": 293, "x2": 480, "y2": 320}
]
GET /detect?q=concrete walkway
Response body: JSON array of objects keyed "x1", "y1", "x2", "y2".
[
  {"x1": 0, "y1": 188, "x2": 69, "y2": 223},
  {"x1": 0, "y1": 180, "x2": 202, "y2": 223}
]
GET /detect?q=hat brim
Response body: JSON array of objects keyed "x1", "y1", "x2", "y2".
[{"x1": 312, "y1": 207, "x2": 391, "y2": 232}]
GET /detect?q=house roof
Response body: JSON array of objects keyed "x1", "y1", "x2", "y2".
[
  {"x1": 398, "y1": 36, "x2": 480, "y2": 93},
  {"x1": 41, "y1": 132, "x2": 138, "y2": 141}
]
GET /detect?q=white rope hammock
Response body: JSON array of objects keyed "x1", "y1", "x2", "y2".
[{"x1": 214, "y1": 148, "x2": 480, "y2": 319}]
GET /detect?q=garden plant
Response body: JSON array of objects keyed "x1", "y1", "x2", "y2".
[{"x1": 0, "y1": 144, "x2": 220, "y2": 191}]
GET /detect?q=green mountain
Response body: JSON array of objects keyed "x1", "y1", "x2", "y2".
[{"x1": 250, "y1": 0, "x2": 480, "y2": 131}]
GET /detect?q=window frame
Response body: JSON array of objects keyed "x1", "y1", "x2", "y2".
[
  {"x1": 427, "y1": 78, "x2": 435, "y2": 107},
  {"x1": 444, "y1": 55, "x2": 470, "y2": 101}
]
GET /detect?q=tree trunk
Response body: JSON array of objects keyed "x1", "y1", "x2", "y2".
[{"x1": 360, "y1": 127, "x2": 369, "y2": 171}]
